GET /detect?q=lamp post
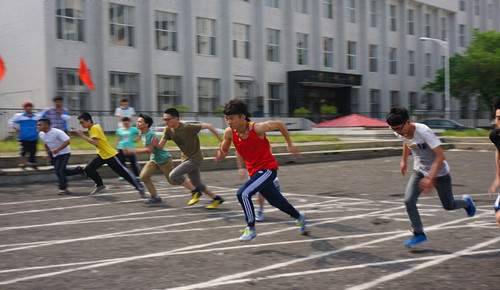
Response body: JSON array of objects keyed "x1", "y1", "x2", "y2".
[{"x1": 420, "y1": 37, "x2": 450, "y2": 119}]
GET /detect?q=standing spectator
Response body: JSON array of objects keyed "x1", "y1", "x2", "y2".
[
  {"x1": 115, "y1": 116, "x2": 141, "y2": 179},
  {"x1": 8, "y1": 102, "x2": 40, "y2": 169},
  {"x1": 37, "y1": 118, "x2": 82, "y2": 195},
  {"x1": 40, "y1": 96, "x2": 71, "y2": 132},
  {"x1": 114, "y1": 98, "x2": 135, "y2": 128}
]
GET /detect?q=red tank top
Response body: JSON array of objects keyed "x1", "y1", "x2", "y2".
[{"x1": 232, "y1": 122, "x2": 279, "y2": 177}]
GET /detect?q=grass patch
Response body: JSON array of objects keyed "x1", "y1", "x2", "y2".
[{"x1": 439, "y1": 129, "x2": 490, "y2": 137}]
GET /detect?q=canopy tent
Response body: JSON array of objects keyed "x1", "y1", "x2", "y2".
[{"x1": 312, "y1": 114, "x2": 388, "y2": 128}]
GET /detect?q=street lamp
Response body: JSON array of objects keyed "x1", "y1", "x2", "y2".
[{"x1": 420, "y1": 37, "x2": 450, "y2": 119}]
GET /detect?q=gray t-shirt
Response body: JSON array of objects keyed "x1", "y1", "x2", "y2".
[{"x1": 395, "y1": 123, "x2": 449, "y2": 177}]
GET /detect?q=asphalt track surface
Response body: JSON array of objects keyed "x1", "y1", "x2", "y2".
[{"x1": 0, "y1": 150, "x2": 499, "y2": 289}]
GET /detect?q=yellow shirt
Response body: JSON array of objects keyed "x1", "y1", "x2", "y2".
[{"x1": 88, "y1": 124, "x2": 118, "y2": 159}]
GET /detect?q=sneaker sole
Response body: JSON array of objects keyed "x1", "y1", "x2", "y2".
[{"x1": 404, "y1": 240, "x2": 427, "y2": 248}]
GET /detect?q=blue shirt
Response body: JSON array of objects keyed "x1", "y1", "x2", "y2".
[{"x1": 8, "y1": 112, "x2": 40, "y2": 141}]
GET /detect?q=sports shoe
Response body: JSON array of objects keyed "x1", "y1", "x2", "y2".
[
  {"x1": 144, "y1": 196, "x2": 162, "y2": 204},
  {"x1": 256, "y1": 208, "x2": 264, "y2": 222},
  {"x1": 296, "y1": 211, "x2": 307, "y2": 233},
  {"x1": 138, "y1": 187, "x2": 146, "y2": 198},
  {"x1": 239, "y1": 227, "x2": 257, "y2": 241},
  {"x1": 58, "y1": 189, "x2": 71, "y2": 195},
  {"x1": 463, "y1": 195, "x2": 476, "y2": 217},
  {"x1": 90, "y1": 185, "x2": 106, "y2": 195},
  {"x1": 118, "y1": 177, "x2": 125, "y2": 181},
  {"x1": 188, "y1": 189, "x2": 202, "y2": 205},
  {"x1": 206, "y1": 196, "x2": 224, "y2": 209},
  {"x1": 136, "y1": 176, "x2": 141, "y2": 180},
  {"x1": 403, "y1": 232, "x2": 427, "y2": 248}
]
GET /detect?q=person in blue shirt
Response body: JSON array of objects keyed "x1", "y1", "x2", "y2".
[
  {"x1": 8, "y1": 102, "x2": 41, "y2": 169},
  {"x1": 40, "y1": 96, "x2": 71, "y2": 132},
  {"x1": 115, "y1": 117, "x2": 141, "y2": 179}
]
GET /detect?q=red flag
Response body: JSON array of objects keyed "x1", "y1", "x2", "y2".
[
  {"x1": 0, "y1": 54, "x2": 5, "y2": 83},
  {"x1": 78, "y1": 57, "x2": 95, "y2": 90}
]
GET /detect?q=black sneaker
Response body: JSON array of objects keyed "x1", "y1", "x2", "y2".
[
  {"x1": 144, "y1": 196, "x2": 162, "y2": 205},
  {"x1": 90, "y1": 185, "x2": 106, "y2": 195},
  {"x1": 58, "y1": 189, "x2": 71, "y2": 195}
]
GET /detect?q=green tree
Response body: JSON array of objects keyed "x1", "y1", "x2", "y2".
[
  {"x1": 213, "y1": 105, "x2": 224, "y2": 116},
  {"x1": 423, "y1": 30, "x2": 500, "y2": 110},
  {"x1": 174, "y1": 105, "x2": 190, "y2": 115},
  {"x1": 293, "y1": 107, "x2": 310, "y2": 117},
  {"x1": 320, "y1": 105, "x2": 338, "y2": 116}
]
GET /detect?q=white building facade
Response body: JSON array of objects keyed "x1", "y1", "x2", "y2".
[{"x1": 0, "y1": 0, "x2": 499, "y2": 118}]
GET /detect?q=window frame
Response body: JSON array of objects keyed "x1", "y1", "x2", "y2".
[
  {"x1": 196, "y1": 17, "x2": 216, "y2": 56},
  {"x1": 155, "y1": 10, "x2": 177, "y2": 51},
  {"x1": 56, "y1": 0, "x2": 85, "y2": 41},
  {"x1": 109, "y1": 3, "x2": 135, "y2": 47},
  {"x1": 233, "y1": 23, "x2": 250, "y2": 59}
]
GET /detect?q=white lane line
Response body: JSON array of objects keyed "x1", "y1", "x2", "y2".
[
  {"x1": 164, "y1": 213, "x2": 490, "y2": 290},
  {"x1": 346, "y1": 236, "x2": 500, "y2": 290}
]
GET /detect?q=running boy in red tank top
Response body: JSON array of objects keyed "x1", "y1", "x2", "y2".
[{"x1": 215, "y1": 99, "x2": 306, "y2": 241}]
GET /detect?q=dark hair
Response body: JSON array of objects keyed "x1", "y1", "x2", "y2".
[
  {"x1": 120, "y1": 98, "x2": 129, "y2": 103},
  {"x1": 386, "y1": 106, "x2": 409, "y2": 126},
  {"x1": 78, "y1": 112, "x2": 93, "y2": 123},
  {"x1": 222, "y1": 99, "x2": 251, "y2": 122},
  {"x1": 164, "y1": 107, "x2": 179, "y2": 118},
  {"x1": 38, "y1": 118, "x2": 51, "y2": 125},
  {"x1": 122, "y1": 117, "x2": 131, "y2": 122},
  {"x1": 139, "y1": 113, "x2": 153, "y2": 128},
  {"x1": 53, "y1": 96, "x2": 63, "y2": 102},
  {"x1": 494, "y1": 100, "x2": 500, "y2": 111}
]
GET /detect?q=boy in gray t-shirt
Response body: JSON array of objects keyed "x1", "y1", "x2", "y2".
[{"x1": 386, "y1": 106, "x2": 476, "y2": 248}]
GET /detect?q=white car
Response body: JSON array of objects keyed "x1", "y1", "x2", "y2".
[{"x1": 152, "y1": 121, "x2": 225, "y2": 136}]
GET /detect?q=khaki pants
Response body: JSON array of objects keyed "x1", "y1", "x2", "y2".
[{"x1": 139, "y1": 158, "x2": 177, "y2": 197}]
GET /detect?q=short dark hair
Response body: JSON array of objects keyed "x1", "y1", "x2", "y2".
[
  {"x1": 386, "y1": 106, "x2": 409, "y2": 126},
  {"x1": 164, "y1": 107, "x2": 179, "y2": 118},
  {"x1": 494, "y1": 100, "x2": 500, "y2": 111},
  {"x1": 120, "y1": 98, "x2": 129, "y2": 103},
  {"x1": 38, "y1": 118, "x2": 51, "y2": 125},
  {"x1": 222, "y1": 99, "x2": 251, "y2": 122},
  {"x1": 53, "y1": 96, "x2": 63, "y2": 102},
  {"x1": 122, "y1": 117, "x2": 131, "y2": 122},
  {"x1": 78, "y1": 112, "x2": 93, "y2": 123},
  {"x1": 139, "y1": 113, "x2": 153, "y2": 128}
]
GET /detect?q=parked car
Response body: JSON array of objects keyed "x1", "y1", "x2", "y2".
[
  {"x1": 152, "y1": 121, "x2": 225, "y2": 136},
  {"x1": 416, "y1": 118, "x2": 474, "y2": 131}
]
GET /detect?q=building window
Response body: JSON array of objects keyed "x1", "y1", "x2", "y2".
[
  {"x1": 157, "y1": 75, "x2": 180, "y2": 109},
  {"x1": 408, "y1": 50, "x2": 415, "y2": 76},
  {"x1": 110, "y1": 73, "x2": 139, "y2": 110},
  {"x1": 268, "y1": 84, "x2": 282, "y2": 116},
  {"x1": 266, "y1": 0, "x2": 279, "y2": 8},
  {"x1": 266, "y1": 29, "x2": 280, "y2": 62},
  {"x1": 56, "y1": 69, "x2": 89, "y2": 111},
  {"x1": 295, "y1": 0, "x2": 308, "y2": 14},
  {"x1": 459, "y1": 0, "x2": 466, "y2": 11},
  {"x1": 198, "y1": 78, "x2": 219, "y2": 113},
  {"x1": 323, "y1": 0, "x2": 333, "y2": 19},
  {"x1": 389, "y1": 47, "x2": 397, "y2": 74},
  {"x1": 425, "y1": 13, "x2": 431, "y2": 38},
  {"x1": 390, "y1": 91, "x2": 400, "y2": 107},
  {"x1": 235, "y1": 81, "x2": 253, "y2": 110},
  {"x1": 370, "y1": 89, "x2": 380, "y2": 118},
  {"x1": 155, "y1": 11, "x2": 177, "y2": 51},
  {"x1": 369, "y1": 44, "x2": 377, "y2": 72},
  {"x1": 196, "y1": 17, "x2": 216, "y2": 56},
  {"x1": 441, "y1": 17, "x2": 447, "y2": 40},
  {"x1": 323, "y1": 37, "x2": 333, "y2": 68},
  {"x1": 351, "y1": 88, "x2": 359, "y2": 113},
  {"x1": 109, "y1": 4, "x2": 135, "y2": 47},
  {"x1": 347, "y1": 0, "x2": 356, "y2": 23},
  {"x1": 407, "y1": 9, "x2": 414, "y2": 35},
  {"x1": 474, "y1": 0, "x2": 480, "y2": 15},
  {"x1": 389, "y1": 5, "x2": 396, "y2": 31},
  {"x1": 409, "y1": 92, "x2": 417, "y2": 111},
  {"x1": 233, "y1": 23, "x2": 250, "y2": 59},
  {"x1": 369, "y1": 0, "x2": 377, "y2": 27},
  {"x1": 347, "y1": 41, "x2": 356, "y2": 70},
  {"x1": 425, "y1": 53, "x2": 431, "y2": 78},
  {"x1": 426, "y1": 93, "x2": 434, "y2": 110},
  {"x1": 296, "y1": 33, "x2": 308, "y2": 65},
  {"x1": 459, "y1": 24, "x2": 466, "y2": 47},
  {"x1": 56, "y1": 0, "x2": 84, "y2": 41}
]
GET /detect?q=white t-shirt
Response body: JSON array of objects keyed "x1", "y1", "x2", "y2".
[
  {"x1": 114, "y1": 106, "x2": 136, "y2": 128},
  {"x1": 395, "y1": 123, "x2": 449, "y2": 177},
  {"x1": 39, "y1": 128, "x2": 71, "y2": 157}
]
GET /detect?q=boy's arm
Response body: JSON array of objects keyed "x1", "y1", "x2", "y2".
[
  {"x1": 76, "y1": 129, "x2": 98, "y2": 146},
  {"x1": 115, "y1": 134, "x2": 121, "y2": 148},
  {"x1": 201, "y1": 123, "x2": 223, "y2": 142},
  {"x1": 215, "y1": 128, "x2": 232, "y2": 162},
  {"x1": 400, "y1": 144, "x2": 410, "y2": 176},
  {"x1": 254, "y1": 121, "x2": 301, "y2": 157},
  {"x1": 235, "y1": 151, "x2": 246, "y2": 179},
  {"x1": 52, "y1": 139, "x2": 71, "y2": 155},
  {"x1": 419, "y1": 145, "x2": 445, "y2": 193}
]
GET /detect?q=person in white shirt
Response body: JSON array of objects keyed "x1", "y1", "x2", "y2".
[
  {"x1": 37, "y1": 118, "x2": 82, "y2": 195},
  {"x1": 114, "y1": 98, "x2": 136, "y2": 128},
  {"x1": 386, "y1": 106, "x2": 476, "y2": 248}
]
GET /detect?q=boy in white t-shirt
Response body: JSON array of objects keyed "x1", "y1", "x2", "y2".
[
  {"x1": 386, "y1": 107, "x2": 476, "y2": 248},
  {"x1": 37, "y1": 118, "x2": 82, "y2": 195}
]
